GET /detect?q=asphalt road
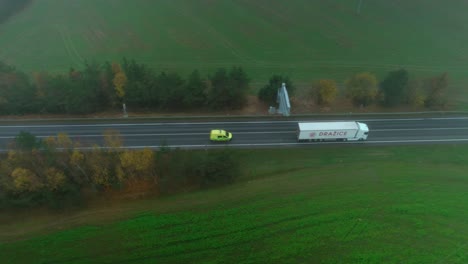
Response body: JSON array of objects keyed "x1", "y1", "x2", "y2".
[{"x1": 1, "y1": 116, "x2": 468, "y2": 150}]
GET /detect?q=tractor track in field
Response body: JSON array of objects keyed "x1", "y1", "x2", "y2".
[{"x1": 55, "y1": 24, "x2": 84, "y2": 66}]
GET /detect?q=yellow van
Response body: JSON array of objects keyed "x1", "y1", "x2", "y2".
[{"x1": 210, "y1": 129, "x2": 233, "y2": 142}]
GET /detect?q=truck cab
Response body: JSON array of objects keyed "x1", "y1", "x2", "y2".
[
  {"x1": 356, "y1": 122, "x2": 369, "y2": 140},
  {"x1": 210, "y1": 129, "x2": 233, "y2": 142}
]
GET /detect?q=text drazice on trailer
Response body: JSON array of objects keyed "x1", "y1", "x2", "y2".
[{"x1": 297, "y1": 121, "x2": 369, "y2": 142}]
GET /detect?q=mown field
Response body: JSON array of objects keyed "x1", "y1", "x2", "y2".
[
  {"x1": 1, "y1": 145, "x2": 468, "y2": 263},
  {"x1": 1, "y1": 0, "x2": 468, "y2": 107}
]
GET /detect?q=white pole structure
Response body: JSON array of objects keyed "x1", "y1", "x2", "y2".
[
  {"x1": 123, "y1": 103, "x2": 128, "y2": 118},
  {"x1": 277, "y1": 83, "x2": 291, "y2": 116}
]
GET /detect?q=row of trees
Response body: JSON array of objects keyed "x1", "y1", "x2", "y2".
[
  {"x1": 0, "y1": 59, "x2": 450, "y2": 115},
  {"x1": 121, "y1": 60, "x2": 250, "y2": 110},
  {"x1": 0, "y1": 59, "x2": 250, "y2": 115},
  {"x1": 0, "y1": 132, "x2": 240, "y2": 209},
  {"x1": 297, "y1": 69, "x2": 449, "y2": 109}
]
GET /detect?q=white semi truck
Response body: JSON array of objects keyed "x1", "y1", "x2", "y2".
[{"x1": 297, "y1": 121, "x2": 369, "y2": 142}]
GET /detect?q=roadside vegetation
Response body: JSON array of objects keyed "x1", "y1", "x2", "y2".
[
  {"x1": 0, "y1": 60, "x2": 251, "y2": 115},
  {"x1": 1, "y1": 145, "x2": 467, "y2": 263},
  {"x1": 0, "y1": 59, "x2": 451, "y2": 116},
  {"x1": 0, "y1": 132, "x2": 240, "y2": 209}
]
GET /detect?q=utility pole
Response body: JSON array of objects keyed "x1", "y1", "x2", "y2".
[{"x1": 356, "y1": 0, "x2": 363, "y2": 15}]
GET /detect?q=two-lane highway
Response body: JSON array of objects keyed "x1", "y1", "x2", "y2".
[{"x1": 1, "y1": 116, "x2": 468, "y2": 150}]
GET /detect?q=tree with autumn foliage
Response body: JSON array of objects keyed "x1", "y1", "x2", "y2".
[
  {"x1": 424, "y1": 72, "x2": 449, "y2": 109},
  {"x1": 116, "y1": 148, "x2": 156, "y2": 188},
  {"x1": 112, "y1": 62, "x2": 127, "y2": 102},
  {"x1": 32, "y1": 71, "x2": 48, "y2": 101},
  {"x1": 10, "y1": 167, "x2": 43, "y2": 193},
  {"x1": 406, "y1": 79, "x2": 426, "y2": 108},
  {"x1": 345, "y1": 72, "x2": 378, "y2": 107},
  {"x1": 43, "y1": 133, "x2": 89, "y2": 187},
  {"x1": 0, "y1": 130, "x2": 245, "y2": 209},
  {"x1": 312, "y1": 79, "x2": 338, "y2": 106},
  {"x1": 85, "y1": 146, "x2": 114, "y2": 189},
  {"x1": 45, "y1": 167, "x2": 66, "y2": 191},
  {"x1": 1, "y1": 132, "x2": 80, "y2": 207},
  {"x1": 84, "y1": 130, "x2": 123, "y2": 189}
]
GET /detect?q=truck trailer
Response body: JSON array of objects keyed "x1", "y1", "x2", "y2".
[{"x1": 297, "y1": 121, "x2": 369, "y2": 142}]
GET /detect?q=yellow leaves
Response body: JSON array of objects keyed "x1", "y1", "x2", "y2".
[
  {"x1": 413, "y1": 95, "x2": 426, "y2": 108},
  {"x1": 90, "y1": 165, "x2": 111, "y2": 186},
  {"x1": 11, "y1": 168, "x2": 42, "y2": 193},
  {"x1": 112, "y1": 62, "x2": 126, "y2": 99},
  {"x1": 113, "y1": 73, "x2": 127, "y2": 99},
  {"x1": 115, "y1": 166, "x2": 125, "y2": 184},
  {"x1": 139, "y1": 148, "x2": 155, "y2": 171},
  {"x1": 70, "y1": 149, "x2": 84, "y2": 166},
  {"x1": 57, "y1": 133, "x2": 73, "y2": 149},
  {"x1": 10, "y1": 166, "x2": 65, "y2": 193},
  {"x1": 33, "y1": 72, "x2": 47, "y2": 98},
  {"x1": 87, "y1": 147, "x2": 112, "y2": 187},
  {"x1": 117, "y1": 149, "x2": 155, "y2": 183},
  {"x1": 314, "y1": 79, "x2": 338, "y2": 106},
  {"x1": 120, "y1": 149, "x2": 154, "y2": 171},
  {"x1": 7, "y1": 150, "x2": 18, "y2": 163},
  {"x1": 46, "y1": 167, "x2": 66, "y2": 191},
  {"x1": 345, "y1": 72, "x2": 378, "y2": 106},
  {"x1": 3, "y1": 130, "x2": 159, "y2": 195},
  {"x1": 406, "y1": 79, "x2": 426, "y2": 108}
]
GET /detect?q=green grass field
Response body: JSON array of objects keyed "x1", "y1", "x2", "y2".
[
  {"x1": 1, "y1": 0, "x2": 468, "y2": 107},
  {"x1": 1, "y1": 145, "x2": 468, "y2": 263}
]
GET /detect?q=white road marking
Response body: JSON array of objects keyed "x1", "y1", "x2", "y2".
[
  {"x1": 372, "y1": 127, "x2": 468, "y2": 131},
  {"x1": 0, "y1": 131, "x2": 294, "y2": 139},
  {"x1": 70, "y1": 138, "x2": 468, "y2": 149},
  {"x1": 0, "y1": 116, "x2": 468, "y2": 128},
  {"x1": 0, "y1": 126, "x2": 468, "y2": 139},
  {"x1": 0, "y1": 138, "x2": 467, "y2": 152}
]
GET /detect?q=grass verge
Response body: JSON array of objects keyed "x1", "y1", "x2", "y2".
[{"x1": 1, "y1": 145, "x2": 468, "y2": 263}]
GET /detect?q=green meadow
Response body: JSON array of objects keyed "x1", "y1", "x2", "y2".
[
  {"x1": 1, "y1": 145, "x2": 468, "y2": 263},
  {"x1": 1, "y1": 0, "x2": 468, "y2": 107}
]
